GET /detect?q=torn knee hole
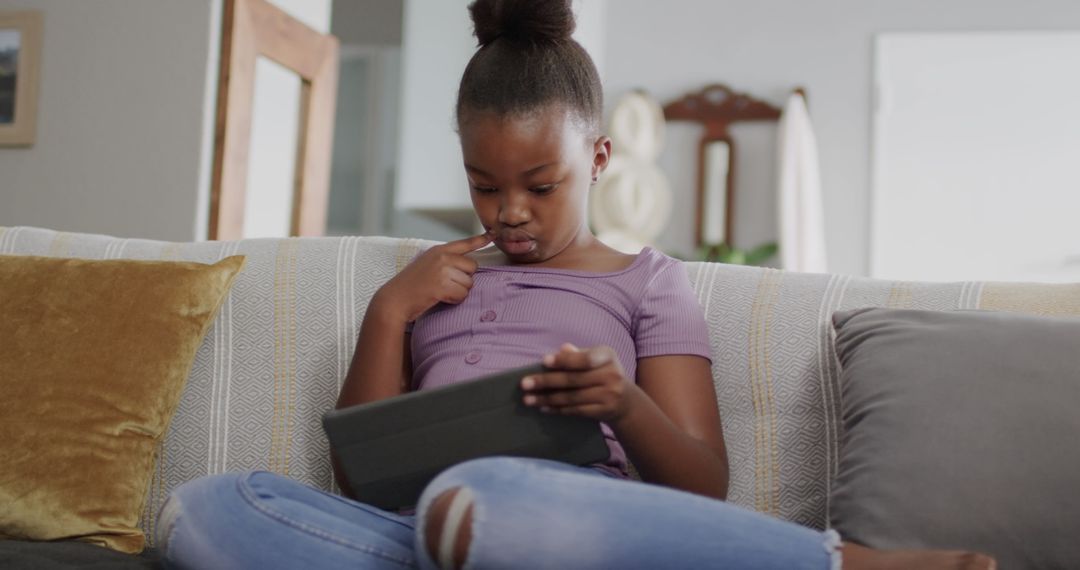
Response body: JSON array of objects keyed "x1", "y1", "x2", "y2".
[{"x1": 424, "y1": 486, "x2": 474, "y2": 570}]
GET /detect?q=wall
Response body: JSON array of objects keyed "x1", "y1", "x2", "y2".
[
  {"x1": 0, "y1": 0, "x2": 332, "y2": 241},
  {"x1": 0, "y1": 0, "x2": 219, "y2": 241},
  {"x1": 8, "y1": 0, "x2": 1072, "y2": 260},
  {"x1": 871, "y1": 32, "x2": 1080, "y2": 283},
  {"x1": 602, "y1": 0, "x2": 1080, "y2": 275},
  {"x1": 328, "y1": 0, "x2": 404, "y2": 238},
  {"x1": 332, "y1": 0, "x2": 402, "y2": 46},
  {"x1": 394, "y1": 0, "x2": 479, "y2": 211}
]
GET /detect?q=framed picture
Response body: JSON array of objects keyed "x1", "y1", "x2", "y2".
[{"x1": 0, "y1": 11, "x2": 42, "y2": 146}]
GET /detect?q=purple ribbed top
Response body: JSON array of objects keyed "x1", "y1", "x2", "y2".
[{"x1": 409, "y1": 246, "x2": 712, "y2": 476}]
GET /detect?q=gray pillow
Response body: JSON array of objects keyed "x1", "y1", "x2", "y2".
[{"x1": 829, "y1": 307, "x2": 1080, "y2": 569}]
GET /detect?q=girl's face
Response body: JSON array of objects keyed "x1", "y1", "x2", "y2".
[{"x1": 458, "y1": 106, "x2": 610, "y2": 264}]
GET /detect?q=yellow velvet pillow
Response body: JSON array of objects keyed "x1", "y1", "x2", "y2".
[{"x1": 0, "y1": 254, "x2": 245, "y2": 553}]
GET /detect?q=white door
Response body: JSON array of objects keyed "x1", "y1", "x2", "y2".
[{"x1": 871, "y1": 32, "x2": 1080, "y2": 283}]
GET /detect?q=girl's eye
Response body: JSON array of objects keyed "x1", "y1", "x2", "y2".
[
  {"x1": 471, "y1": 186, "x2": 497, "y2": 194},
  {"x1": 529, "y1": 185, "x2": 557, "y2": 195}
]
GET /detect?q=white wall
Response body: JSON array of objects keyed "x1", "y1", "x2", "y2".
[
  {"x1": 0, "y1": 0, "x2": 218, "y2": 241},
  {"x1": 871, "y1": 32, "x2": 1080, "y2": 283},
  {"x1": 394, "y1": 0, "x2": 474, "y2": 211},
  {"x1": 602, "y1": 0, "x2": 1080, "y2": 275},
  {"x1": 573, "y1": 0, "x2": 606, "y2": 81}
]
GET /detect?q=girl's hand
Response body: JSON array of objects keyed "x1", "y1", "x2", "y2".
[
  {"x1": 374, "y1": 232, "x2": 493, "y2": 323},
  {"x1": 520, "y1": 343, "x2": 644, "y2": 424}
]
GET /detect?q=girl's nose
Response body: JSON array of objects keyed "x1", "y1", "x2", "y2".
[{"x1": 498, "y1": 192, "x2": 532, "y2": 226}]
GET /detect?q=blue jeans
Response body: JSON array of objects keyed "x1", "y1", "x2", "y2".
[{"x1": 156, "y1": 457, "x2": 841, "y2": 569}]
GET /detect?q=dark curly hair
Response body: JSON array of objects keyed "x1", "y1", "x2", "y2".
[{"x1": 456, "y1": 0, "x2": 603, "y2": 135}]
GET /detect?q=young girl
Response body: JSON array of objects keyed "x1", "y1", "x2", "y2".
[{"x1": 157, "y1": 2, "x2": 995, "y2": 568}]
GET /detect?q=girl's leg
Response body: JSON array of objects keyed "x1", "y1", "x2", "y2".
[
  {"x1": 157, "y1": 471, "x2": 418, "y2": 570},
  {"x1": 414, "y1": 457, "x2": 840, "y2": 570}
]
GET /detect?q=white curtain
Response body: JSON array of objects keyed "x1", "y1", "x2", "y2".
[{"x1": 777, "y1": 92, "x2": 828, "y2": 273}]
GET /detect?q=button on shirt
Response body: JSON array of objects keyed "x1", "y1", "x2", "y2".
[{"x1": 409, "y1": 246, "x2": 712, "y2": 477}]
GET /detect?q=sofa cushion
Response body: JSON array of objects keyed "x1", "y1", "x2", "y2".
[
  {"x1": 829, "y1": 308, "x2": 1080, "y2": 569},
  {"x1": 0, "y1": 226, "x2": 434, "y2": 548},
  {"x1": 676, "y1": 264, "x2": 1080, "y2": 529},
  {"x1": 0, "y1": 253, "x2": 243, "y2": 553}
]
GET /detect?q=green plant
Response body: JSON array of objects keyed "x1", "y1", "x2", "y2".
[{"x1": 694, "y1": 242, "x2": 778, "y2": 265}]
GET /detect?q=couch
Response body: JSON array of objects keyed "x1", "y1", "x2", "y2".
[{"x1": 1, "y1": 225, "x2": 1077, "y2": 568}]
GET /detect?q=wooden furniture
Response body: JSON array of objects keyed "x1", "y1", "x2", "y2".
[
  {"x1": 209, "y1": 0, "x2": 339, "y2": 240},
  {"x1": 0, "y1": 11, "x2": 43, "y2": 147},
  {"x1": 663, "y1": 84, "x2": 797, "y2": 247}
]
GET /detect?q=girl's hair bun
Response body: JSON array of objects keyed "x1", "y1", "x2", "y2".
[{"x1": 468, "y1": 0, "x2": 575, "y2": 47}]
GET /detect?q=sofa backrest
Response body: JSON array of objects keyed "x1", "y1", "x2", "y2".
[{"x1": 4, "y1": 226, "x2": 1078, "y2": 545}]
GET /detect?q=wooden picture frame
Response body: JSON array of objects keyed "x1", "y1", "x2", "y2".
[
  {"x1": 0, "y1": 11, "x2": 43, "y2": 147},
  {"x1": 209, "y1": 0, "x2": 339, "y2": 240}
]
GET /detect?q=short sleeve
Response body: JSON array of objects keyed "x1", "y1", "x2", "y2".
[{"x1": 632, "y1": 260, "x2": 712, "y2": 362}]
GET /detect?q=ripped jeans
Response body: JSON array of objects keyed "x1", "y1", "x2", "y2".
[{"x1": 156, "y1": 457, "x2": 842, "y2": 570}]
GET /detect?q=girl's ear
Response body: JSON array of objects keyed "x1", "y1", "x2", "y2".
[{"x1": 591, "y1": 136, "x2": 613, "y2": 181}]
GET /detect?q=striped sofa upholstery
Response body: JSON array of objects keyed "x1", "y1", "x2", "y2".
[{"x1": 3, "y1": 226, "x2": 1078, "y2": 546}]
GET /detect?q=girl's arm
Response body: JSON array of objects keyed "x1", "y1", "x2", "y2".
[
  {"x1": 614, "y1": 354, "x2": 728, "y2": 499},
  {"x1": 522, "y1": 346, "x2": 728, "y2": 499},
  {"x1": 331, "y1": 297, "x2": 413, "y2": 499},
  {"x1": 333, "y1": 232, "x2": 491, "y2": 409},
  {"x1": 331, "y1": 232, "x2": 492, "y2": 498},
  {"x1": 335, "y1": 296, "x2": 413, "y2": 407}
]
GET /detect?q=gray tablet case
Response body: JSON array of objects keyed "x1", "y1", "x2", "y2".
[{"x1": 322, "y1": 364, "x2": 610, "y2": 510}]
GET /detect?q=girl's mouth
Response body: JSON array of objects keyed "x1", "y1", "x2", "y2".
[
  {"x1": 497, "y1": 237, "x2": 537, "y2": 256},
  {"x1": 495, "y1": 230, "x2": 537, "y2": 256}
]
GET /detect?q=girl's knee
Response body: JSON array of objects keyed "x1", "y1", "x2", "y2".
[
  {"x1": 423, "y1": 456, "x2": 522, "y2": 496},
  {"x1": 416, "y1": 459, "x2": 518, "y2": 570},
  {"x1": 418, "y1": 458, "x2": 545, "y2": 569},
  {"x1": 421, "y1": 487, "x2": 475, "y2": 570},
  {"x1": 165, "y1": 471, "x2": 255, "y2": 511},
  {"x1": 155, "y1": 471, "x2": 264, "y2": 548}
]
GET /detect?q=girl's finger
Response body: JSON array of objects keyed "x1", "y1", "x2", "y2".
[
  {"x1": 525, "y1": 385, "x2": 608, "y2": 408},
  {"x1": 447, "y1": 253, "x2": 480, "y2": 274},
  {"x1": 521, "y1": 370, "x2": 604, "y2": 391},
  {"x1": 543, "y1": 345, "x2": 615, "y2": 371},
  {"x1": 440, "y1": 232, "x2": 493, "y2": 254},
  {"x1": 540, "y1": 403, "x2": 609, "y2": 418},
  {"x1": 446, "y1": 267, "x2": 474, "y2": 290},
  {"x1": 441, "y1": 282, "x2": 472, "y2": 304},
  {"x1": 542, "y1": 343, "x2": 577, "y2": 367}
]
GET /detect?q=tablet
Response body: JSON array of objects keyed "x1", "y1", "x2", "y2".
[{"x1": 322, "y1": 363, "x2": 610, "y2": 510}]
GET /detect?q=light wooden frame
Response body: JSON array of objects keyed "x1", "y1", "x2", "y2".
[
  {"x1": 0, "y1": 11, "x2": 43, "y2": 147},
  {"x1": 209, "y1": 0, "x2": 339, "y2": 240}
]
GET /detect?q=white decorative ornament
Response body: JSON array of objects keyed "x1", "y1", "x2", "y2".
[
  {"x1": 608, "y1": 90, "x2": 665, "y2": 161},
  {"x1": 591, "y1": 91, "x2": 672, "y2": 253}
]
